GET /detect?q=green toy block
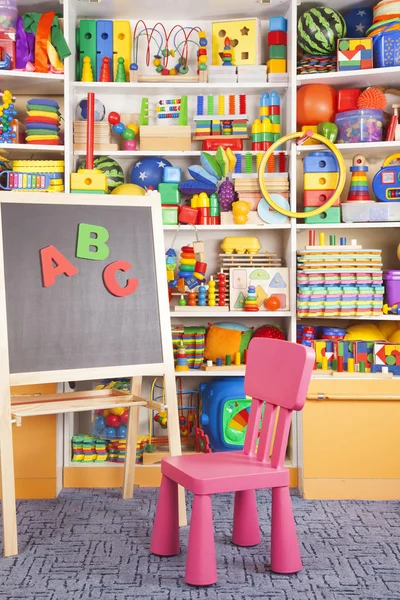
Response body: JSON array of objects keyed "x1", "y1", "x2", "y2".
[
  {"x1": 162, "y1": 206, "x2": 179, "y2": 225},
  {"x1": 304, "y1": 206, "x2": 341, "y2": 224},
  {"x1": 269, "y1": 44, "x2": 286, "y2": 59},
  {"x1": 78, "y1": 20, "x2": 97, "y2": 81},
  {"x1": 159, "y1": 183, "x2": 181, "y2": 205},
  {"x1": 269, "y1": 114, "x2": 280, "y2": 124}
]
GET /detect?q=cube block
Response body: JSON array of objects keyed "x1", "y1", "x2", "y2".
[
  {"x1": 159, "y1": 182, "x2": 181, "y2": 205},
  {"x1": 304, "y1": 172, "x2": 339, "y2": 191},
  {"x1": 304, "y1": 206, "x2": 341, "y2": 224},
  {"x1": 267, "y1": 58, "x2": 286, "y2": 73},
  {"x1": 303, "y1": 189, "x2": 340, "y2": 207},
  {"x1": 162, "y1": 206, "x2": 179, "y2": 225},
  {"x1": 269, "y1": 44, "x2": 286, "y2": 59}
]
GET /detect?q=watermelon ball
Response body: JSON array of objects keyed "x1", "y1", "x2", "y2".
[
  {"x1": 78, "y1": 156, "x2": 124, "y2": 193},
  {"x1": 116, "y1": 425, "x2": 127, "y2": 438},
  {"x1": 106, "y1": 414, "x2": 120, "y2": 427},
  {"x1": 253, "y1": 324, "x2": 286, "y2": 340},
  {"x1": 120, "y1": 410, "x2": 129, "y2": 424},
  {"x1": 122, "y1": 127, "x2": 135, "y2": 140},
  {"x1": 104, "y1": 426, "x2": 117, "y2": 439},
  {"x1": 108, "y1": 111, "x2": 121, "y2": 126},
  {"x1": 298, "y1": 6, "x2": 346, "y2": 56}
]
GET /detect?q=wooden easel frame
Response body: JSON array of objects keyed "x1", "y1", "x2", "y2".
[{"x1": 0, "y1": 192, "x2": 183, "y2": 557}]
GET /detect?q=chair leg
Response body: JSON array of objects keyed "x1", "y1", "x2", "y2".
[
  {"x1": 185, "y1": 494, "x2": 217, "y2": 586},
  {"x1": 232, "y1": 489, "x2": 261, "y2": 547},
  {"x1": 271, "y1": 486, "x2": 302, "y2": 574},
  {"x1": 150, "y1": 475, "x2": 180, "y2": 556}
]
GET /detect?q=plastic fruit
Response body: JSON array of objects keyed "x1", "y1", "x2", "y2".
[
  {"x1": 252, "y1": 324, "x2": 286, "y2": 340},
  {"x1": 265, "y1": 296, "x2": 281, "y2": 311},
  {"x1": 297, "y1": 84, "x2": 338, "y2": 127},
  {"x1": 218, "y1": 177, "x2": 235, "y2": 211}
]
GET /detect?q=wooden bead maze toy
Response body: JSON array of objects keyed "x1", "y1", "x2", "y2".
[
  {"x1": 130, "y1": 22, "x2": 208, "y2": 83},
  {"x1": 139, "y1": 95, "x2": 190, "y2": 151}
]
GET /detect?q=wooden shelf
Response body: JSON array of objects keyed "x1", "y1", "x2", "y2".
[
  {"x1": 296, "y1": 141, "x2": 400, "y2": 157},
  {"x1": 0, "y1": 143, "x2": 65, "y2": 158},
  {"x1": 0, "y1": 71, "x2": 64, "y2": 94},
  {"x1": 164, "y1": 224, "x2": 291, "y2": 231},
  {"x1": 296, "y1": 222, "x2": 400, "y2": 230},
  {"x1": 297, "y1": 66, "x2": 400, "y2": 88},
  {"x1": 73, "y1": 82, "x2": 288, "y2": 96},
  {"x1": 170, "y1": 311, "x2": 292, "y2": 318}
]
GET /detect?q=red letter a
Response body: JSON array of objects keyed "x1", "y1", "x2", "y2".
[{"x1": 40, "y1": 245, "x2": 79, "y2": 287}]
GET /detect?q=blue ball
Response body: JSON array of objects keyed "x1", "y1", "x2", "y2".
[
  {"x1": 116, "y1": 425, "x2": 127, "y2": 438},
  {"x1": 104, "y1": 426, "x2": 117, "y2": 439},
  {"x1": 113, "y1": 122, "x2": 125, "y2": 135},
  {"x1": 130, "y1": 63, "x2": 139, "y2": 71},
  {"x1": 95, "y1": 415, "x2": 106, "y2": 429},
  {"x1": 344, "y1": 8, "x2": 373, "y2": 38},
  {"x1": 200, "y1": 38, "x2": 207, "y2": 47},
  {"x1": 130, "y1": 156, "x2": 172, "y2": 190}
]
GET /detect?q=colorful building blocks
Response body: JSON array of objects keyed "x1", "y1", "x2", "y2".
[
  {"x1": 337, "y1": 38, "x2": 373, "y2": 71},
  {"x1": 267, "y1": 16, "x2": 287, "y2": 75},
  {"x1": 303, "y1": 151, "x2": 341, "y2": 221}
]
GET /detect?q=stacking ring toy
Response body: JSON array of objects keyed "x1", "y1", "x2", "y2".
[{"x1": 258, "y1": 131, "x2": 346, "y2": 219}]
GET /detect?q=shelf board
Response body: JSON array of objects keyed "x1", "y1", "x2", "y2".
[
  {"x1": 74, "y1": 150, "x2": 289, "y2": 158},
  {"x1": 164, "y1": 224, "x2": 291, "y2": 231},
  {"x1": 297, "y1": 66, "x2": 400, "y2": 87},
  {"x1": 297, "y1": 141, "x2": 400, "y2": 156},
  {"x1": 0, "y1": 143, "x2": 65, "y2": 158},
  {"x1": 296, "y1": 222, "x2": 400, "y2": 230},
  {"x1": 170, "y1": 311, "x2": 292, "y2": 318},
  {"x1": 0, "y1": 70, "x2": 64, "y2": 94},
  {"x1": 175, "y1": 369, "x2": 245, "y2": 377},
  {"x1": 73, "y1": 81, "x2": 288, "y2": 96}
]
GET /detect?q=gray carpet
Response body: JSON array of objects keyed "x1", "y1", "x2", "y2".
[{"x1": 0, "y1": 489, "x2": 399, "y2": 600}]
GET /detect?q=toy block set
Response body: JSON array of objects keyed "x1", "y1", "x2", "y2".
[
  {"x1": 193, "y1": 94, "x2": 248, "y2": 148},
  {"x1": 297, "y1": 234, "x2": 384, "y2": 318},
  {"x1": 303, "y1": 151, "x2": 341, "y2": 225},
  {"x1": 267, "y1": 16, "x2": 288, "y2": 81},
  {"x1": 337, "y1": 38, "x2": 373, "y2": 71}
]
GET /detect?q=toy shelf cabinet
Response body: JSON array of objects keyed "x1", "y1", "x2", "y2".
[{"x1": 3, "y1": 0, "x2": 400, "y2": 499}]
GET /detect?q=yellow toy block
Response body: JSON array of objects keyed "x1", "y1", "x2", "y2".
[
  {"x1": 70, "y1": 169, "x2": 108, "y2": 193},
  {"x1": 304, "y1": 172, "x2": 339, "y2": 191},
  {"x1": 212, "y1": 19, "x2": 260, "y2": 66},
  {"x1": 349, "y1": 38, "x2": 372, "y2": 51},
  {"x1": 113, "y1": 21, "x2": 131, "y2": 80},
  {"x1": 267, "y1": 58, "x2": 287, "y2": 73}
]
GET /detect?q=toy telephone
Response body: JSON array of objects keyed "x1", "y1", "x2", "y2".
[{"x1": 372, "y1": 154, "x2": 400, "y2": 202}]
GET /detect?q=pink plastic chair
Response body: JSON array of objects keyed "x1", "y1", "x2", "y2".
[{"x1": 150, "y1": 338, "x2": 315, "y2": 586}]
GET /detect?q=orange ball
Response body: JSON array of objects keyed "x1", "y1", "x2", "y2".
[
  {"x1": 297, "y1": 84, "x2": 337, "y2": 127},
  {"x1": 265, "y1": 295, "x2": 281, "y2": 311}
]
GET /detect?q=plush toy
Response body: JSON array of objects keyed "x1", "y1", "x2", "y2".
[
  {"x1": 204, "y1": 322, "x2": 252, "y2": 362},
  {"x1": 252, "y1": 324, "x2": 286, "y2": 340}
]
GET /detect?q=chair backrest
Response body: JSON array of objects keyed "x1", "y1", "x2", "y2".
[{"x1": 243, "y1": 338, "x2": 315, "y2": 468}]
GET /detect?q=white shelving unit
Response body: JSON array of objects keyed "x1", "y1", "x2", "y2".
[{"x1": 8, "y1": 0, "x2": 400, "y2": 479}]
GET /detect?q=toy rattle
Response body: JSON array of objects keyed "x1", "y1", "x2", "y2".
[
  {"x1": 258, "y1": 130, "x2": 346, "y2": 219},
  {"x1": 372, "y1": 154, "x2": 400, "y2": 201}
]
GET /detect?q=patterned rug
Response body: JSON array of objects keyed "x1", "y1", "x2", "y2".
[{"x1": 1, "y1": 489, "x2": 399, "y2": 600}]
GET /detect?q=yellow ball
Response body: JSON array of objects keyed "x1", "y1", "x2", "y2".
[
  {"x1": 103, "y1": 410, "x2": 110, "y2": 417},
  {"x1": 127, "y1": 123, "x2": 139, "y2": 136},
  {"x1": 111, "y1": 183, "x2": 146, "y2": 196},
  {"x1": 110, "y1": 407, "x2": 125, "y2": 416},
  {"x1": 153, "y1": 58, "x2": 161, "y2": 67},
  {"x1": 199, "y1": 30, "x2": 206, "y2": 38},
  {"x1": 198, "y1": 55, "x2": 207, "y2": 64},
  {"x1": 170, "y1": 68, "x2": 178, "y2": 75}
]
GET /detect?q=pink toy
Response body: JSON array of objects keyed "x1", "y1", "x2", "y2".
[
  {"x1": 124, "y1": 139, "x2": 137, "y2": 150},
  {"x1": 150, "y1": 338, "x2": 315, "y2": 585}
]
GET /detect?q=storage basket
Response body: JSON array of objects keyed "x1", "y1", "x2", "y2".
[{"x1": 373, "y1": 27, "x2": 400, "y2": 67}]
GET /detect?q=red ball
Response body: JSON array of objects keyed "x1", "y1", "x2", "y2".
[
  {"x1": 106, "y1": 414, "x2": 120, "y2": 427},
  {"x1": 120, "y1": 410, "x2": 129, "y2": 424},
  {"x1": 108, "y1": 111, "x2": 121, "y2": 126},
  {"x1": 297, "y1": 84, "x2": 337, "y2": 127},
  {"x1": 253, "y1": 325, "x2": 286, "y2": 340}
]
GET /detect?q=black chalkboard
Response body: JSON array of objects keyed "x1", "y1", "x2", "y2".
[{"x1": 1, "y1": 203, "x2": 163, "y2": 374}]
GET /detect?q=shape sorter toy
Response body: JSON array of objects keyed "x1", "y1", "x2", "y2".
[
  {"x1": 303, "y1": 151, "x2": 341, "y2": 225},
  {"x1": 229, "y1": 267, "x2": 289, "y2": 311},
  {"x1": 267, "y1": 16, "x2": 287, "y2": 75},
  {"x1": 77, "y1": 19, "x2": 130, "y2": 81},
  {"x1": 211, "y1": 19, "x2": 261, "y2": 66},
  {"x1": 337, "y1": 38, "x2": 373, "y2": 71}
]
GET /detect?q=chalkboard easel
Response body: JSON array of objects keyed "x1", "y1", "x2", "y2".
[{"x1": 0, "y1": 192, "x2": 182, "y2": 557}]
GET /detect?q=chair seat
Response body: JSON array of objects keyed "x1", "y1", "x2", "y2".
[{"x1": 161, "y1": 451, "x2": 289, "y2": 495}]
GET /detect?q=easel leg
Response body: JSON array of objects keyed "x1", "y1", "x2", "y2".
[
  {"x1": 0, "y1": 408, "x2": 18, "y2": 557},
  {"x1": 122, "y1": 377, "x2": 142, "y2": 500},
  {"x1": 163, "y1": 369, "x2": 187, "y2": 526}
]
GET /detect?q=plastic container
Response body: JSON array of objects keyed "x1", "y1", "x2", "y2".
[
  {"x1": 335, "y1": 109, "x2": 384, "y2": 143},
  {"x1": 342, "y1": 201, "x2": 400, "y2": 222},
  {"x1": 384, "y1": 270, "x2": 400, "y2": 306},
  {"x1": 373, "y1": 26, "x2": 400, "y2": 67},
  {"x1": 0, "y1": 0, "x2": 18, "y2": 32}
]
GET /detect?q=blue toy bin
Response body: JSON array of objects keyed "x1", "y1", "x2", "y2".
[{"x1": 372, "y1": 26, "x2": 400, "y2": 68}]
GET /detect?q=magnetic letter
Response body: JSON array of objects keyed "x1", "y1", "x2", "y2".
[
  {"x1": 76, "y1": 223, "x2": 110, "y2": 261},
  {"x1": 103, "y1": 261, "x2": 138, "y2": 297},
  {"x1": 40, "y1": 245, "x2": 79, "y2": 287}
]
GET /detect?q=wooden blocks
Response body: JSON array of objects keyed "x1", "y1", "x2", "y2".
[
  {"x1": 70, "y1": 169, "x2": 108, "y2": 194},
  {"x1": 267, "y1": 58, "x2": 287, "y2": 73},
  {"x1": 113, "y1": 21, "x2": 131, "y2": 80},
  {"x1": 337, "y1": 38, "x2": 373, "y2": 71},
  {"x1": 73, "y1": 121, "x2": 118, "y2": 151},
  {"x1": 304, "y1": 206, "x2": 341, "y2": 224},
  {"x1": 304, "y1": 172, "x2": 339, "y2": 191},
  {"x1": 140, "y1": 125, "x2": 191, "y2": 151}
]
